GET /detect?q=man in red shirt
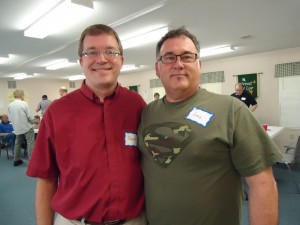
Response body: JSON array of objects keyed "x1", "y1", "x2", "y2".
[{"x1": 27, "y1": 24, "x2": 147, "y2": 225}]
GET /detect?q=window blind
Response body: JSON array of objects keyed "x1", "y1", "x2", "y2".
[
  {"x1": 275, "y1": 62, "x2": 300, "y2": 78},
  {"x1": 200, "y1": 71, "x2": 224, "y2": 83}
]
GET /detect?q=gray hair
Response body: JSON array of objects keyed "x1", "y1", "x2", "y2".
[
  {"x1": 13, "y1": 89, "x2": 24, "y2": 98},
  {"x1": 156, "y1": 26, "x2": 200, "y2": 60}
]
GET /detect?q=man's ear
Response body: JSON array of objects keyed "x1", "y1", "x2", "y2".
[
  {"x1": 198, "y1": 59, "x2": 201, "y2": 70},
  {"x1": 155, "y1": 62, "x2": 160, "y2": 78},
  {"x1": 121, "y1": 55, "x2": 124, "y2": 66}
]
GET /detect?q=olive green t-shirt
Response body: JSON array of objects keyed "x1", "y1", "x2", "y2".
[{"x1": 138, "y1": 89, "x2": 282, "y2": 225}]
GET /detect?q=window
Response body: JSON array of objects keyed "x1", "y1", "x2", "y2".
[
  {"x1": 279, "y1": 76, "x2": 300, "y2": 128},
  {"x1": 200, "y1": 83, "x2": 222, "y2": 94}
]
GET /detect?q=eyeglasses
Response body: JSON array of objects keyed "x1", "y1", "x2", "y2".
[
  {"x1": 158, "y1": 53, "x2": 198, "y2": 64},
  {"x1": 81, "y1": 49, "x2": 122, "y2": 59}
]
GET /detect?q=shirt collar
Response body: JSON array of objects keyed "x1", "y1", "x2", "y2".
[{"x1": 79, "y1": 80, "x2": 120, "y2": 103}]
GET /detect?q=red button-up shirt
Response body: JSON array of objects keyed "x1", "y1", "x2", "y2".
[{"x1": 27, "y1": 81, "x2": 146, "y2": 222}]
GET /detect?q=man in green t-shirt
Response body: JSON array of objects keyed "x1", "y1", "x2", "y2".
[{"x1": 138, "y1": 27, "x2": 282, "y2": 225}]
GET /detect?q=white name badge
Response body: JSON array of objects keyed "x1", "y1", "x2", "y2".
[
  {"x1": 186, "y1": 107, "x2": 214, "y2": 127},
  {"x1": 124, "y1": 132, "x2": 138, "y2": 146},
  {"x1": 241, "y1": 97, "x2": 246, "y2": 100}
]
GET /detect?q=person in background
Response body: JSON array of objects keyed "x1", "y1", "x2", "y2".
[
  {"x1": 36, "y1": 95, "x2": 52, "y2": 115},
  {"x1": 33, "y1": 115, "x2": 41, "y2": 129},
  {"x1": 231, "y1": 83, "x2": 258, "y2": 112},
  {"x1": 32, "y1": 115, "x2": 41, "y2": 140},
  {"x1": 0, "y1": 114, "x2": 16, "y2": 155},
  {"x1": 8, "y1": 89, "x2": 35, "y2": 166},
  {"x1": 153, "y1": 92, "x2": 160, "y2": 100},
  {"x1": 138, "y1": 27, "x2": 282, "y2": 225},
  {"x1": 27, "y1": 24, "x2": 147, "y2": 225},
  {"x1": 59, "y1": 86, "x2": 68, "y2": 97}
]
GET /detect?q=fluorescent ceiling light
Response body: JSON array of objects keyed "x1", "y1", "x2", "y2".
[
  {"x1": 121, "y1": 64, "x2": 140, "y2": 72},
  {"x1": 13, "y1": 73, "x2": 34, "y2": 80},
  {"x1": 24, "y1": 0, "x2": 94, "y2": 39},
  {"x1": 0, "y1": 54, "x2": 11, "y2": 63},
  {"x1": 109, "y1": 1, "x2": 168, "y2": 27},
  {"x1": 200, "y1": 45, "x2": 234, "y2": 57},
  {"x1": 18, "y1": 0, "x2": 62, "y2": 30},
  {"x1": 121, "y1": 26, "x2": 168, "y2": 49},
  {"x1": 46, "y1": 59, "x2": 77, "y2": 70},
  {"x1": 68, "y1": 75, "x2": 85, "y2": 81}
]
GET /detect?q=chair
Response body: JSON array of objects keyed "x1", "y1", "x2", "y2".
[
  {"x1": 21, "y1": 139, "x2": 28, "y2": 157},
  {"x1": 277, "y1": 136, "x2": 300, "y2": 194},
  {"x1": 0, "y1": 136, "x2": 28, "y2": 159},
  {"x1": 0, "y1": 137, "x2": 10, "y2": 159}
]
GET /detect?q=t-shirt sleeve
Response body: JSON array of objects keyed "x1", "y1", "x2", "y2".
[{"x1": 230, "y1": 104, "x2": 282, "y2": 177}]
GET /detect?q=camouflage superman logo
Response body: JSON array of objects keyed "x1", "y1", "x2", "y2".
[{"x1": 143, "y1": 122, "x2": 193, "y2": 168}]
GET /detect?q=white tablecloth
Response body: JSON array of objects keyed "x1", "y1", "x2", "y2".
[{"x1": 266, "y1": 126, "x2": 284, "y2": 139}]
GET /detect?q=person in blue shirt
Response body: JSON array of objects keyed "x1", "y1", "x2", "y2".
[{"x1": 0, "y1": 114, "x2": 16, "y2": 155}]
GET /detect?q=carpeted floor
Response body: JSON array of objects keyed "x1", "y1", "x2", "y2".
[
  {"x1": 1, "y1": 153, "x2": 300, "y2": 225},
  {"x1": 0, "y1": 153, "x2": 35, "y2": 225},
  {"x1": 242, "y1": 164, "x2": 300, "y2": 225}
]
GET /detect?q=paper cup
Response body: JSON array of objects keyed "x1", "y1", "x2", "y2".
[{"x1": 263, "y1": 124, "x2": 268, "y2": 131}]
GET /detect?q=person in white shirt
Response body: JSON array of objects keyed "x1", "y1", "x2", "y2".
[{"x1": 8, "y1": 89, "x2": 35, "y2": 166}]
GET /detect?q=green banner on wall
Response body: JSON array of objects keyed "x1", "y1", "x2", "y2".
[
  {"x1": 129, "y1": 85, "x2": 138, "y2": 92},
  {"x1": 237, "y1": 73, "x2": 258, "y2": 98}
]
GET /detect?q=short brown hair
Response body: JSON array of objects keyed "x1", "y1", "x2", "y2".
[{"x1": 77, "y1": 24, "x2": 123, "y2": 57}]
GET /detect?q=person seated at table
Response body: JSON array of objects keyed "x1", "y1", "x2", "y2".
[
  {"x1": 33, "y1": 115, "x2": 41, "y2": 129},
  {"x1": 32, "y1": 115, "x2": 41, "y2": 140},
  {"x1": 0, "y1": 114, "x2": 16, "y2": 155}
]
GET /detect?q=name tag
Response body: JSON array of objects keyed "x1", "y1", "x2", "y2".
[
  {"x1": 124, "y1": 132, "x2": 137, "y2": 146},
  {"x1": 241, "y1": 97, "x2": 246, "y2": 100},
  {"x1": 186, "y1": 107, "x2": 214, "y2": 127}
]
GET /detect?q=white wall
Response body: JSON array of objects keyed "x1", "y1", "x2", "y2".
[
  {"x1": 119, "y1": 70, "x2": 158, "y2": 103},
  {"x1": 204, "y1": 47, "x2": 300, "y2": 127},
  {"x1": 1, "y1": 47, "x2": 299, "y2": 151},
  {"x1": 120, "y1": 47, "x2": 300, "y2": 125},
  {"x1": 118, "y1": 47, "x2": 300, "y2": 151},
  {"x1": 2, "y1": 47, "x2": 299, "y2": 123},
  {"x1": 0, "y1": 78, "x2": 82, "y2": 116}
]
